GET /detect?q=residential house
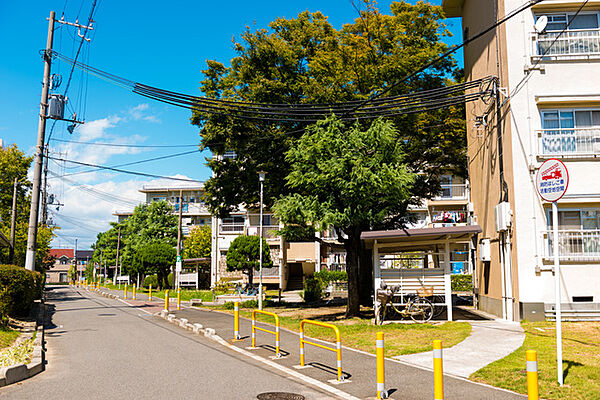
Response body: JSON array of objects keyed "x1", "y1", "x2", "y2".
[
  {"x1": 47, "y1": 248, "x2": 74, "y2": 283},
  {"x1": 443, "y1": 0, "x2": 600, "y2": 320}
]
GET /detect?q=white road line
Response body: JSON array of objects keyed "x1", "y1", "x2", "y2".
[{"x1": 210, "y1": 334, "x2": 360, "y2": 400}]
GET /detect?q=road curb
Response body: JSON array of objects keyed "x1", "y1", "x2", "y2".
[{"x1": 0, "y1": 300, "x2": 46, "y2": 387}]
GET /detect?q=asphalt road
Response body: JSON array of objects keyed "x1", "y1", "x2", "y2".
[{"x1": 0, "y1": 286, "x2": 337, "y2": 399}]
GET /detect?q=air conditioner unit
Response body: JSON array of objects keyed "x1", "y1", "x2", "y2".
[
  {"x1": 479, "y1": 239, "x2": 491, "y2": 262},
  {"x1": 495, "y1": 202, "x2": 512, "y2": 232}
]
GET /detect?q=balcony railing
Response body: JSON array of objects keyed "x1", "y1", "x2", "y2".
[
  {"x1": 247, "y1": 225, "x2": 280, "y2": 238},
  {"x1": 542, "y1": 229, "x2": 600, "y2": 261},
  {"x1": 432, "y1": 184, "x2": 468, "y2": 200},
  {"x1": 537, "y1": 128, "x2": 600, "y2": 157},
  {"x1": 220, "y1": 223, "x2": 245, "y2": 233},
  {"x1": 533, "y1": 29, "x2": 600, "y2": 60}
]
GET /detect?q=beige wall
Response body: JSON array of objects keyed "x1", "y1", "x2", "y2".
[
  {"x1": 460, "y1": 0, "x2": 520, "y2": 319},
  {"x1": 286, "y1": 242, "x2": 316, "y2": 263}
]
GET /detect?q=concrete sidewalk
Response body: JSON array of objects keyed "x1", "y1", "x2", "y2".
[
  {"x1": 395, "y1": 320, "x2": 525, "y2": 378},
  {"x1": 87, "y1": 285, "x2": 525, "y2": 399}
]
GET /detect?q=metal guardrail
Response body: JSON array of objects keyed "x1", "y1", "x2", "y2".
[
  {"x1": 542, "y1": 229, "x2": 600, "y2": 260},
  {"x1": 251, "y1": 310, "x2": 281, "y2": 358},
  {"x1": 432, "y1": 184, "x2": 468, "y2": 200},
  {"x1": 537, "y1": 128, "x2": 600, "y2": 157},
  {"x1": 300, "y1": 319, "x2": 343, "y2": 381},
  {"x1": 533, "y1": 29, "x2": 600, "y2": 60}
]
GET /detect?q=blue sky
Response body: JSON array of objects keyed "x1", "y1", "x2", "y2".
[{"x1": 0, "y1": 1, "x2": 462, "y2": 249}]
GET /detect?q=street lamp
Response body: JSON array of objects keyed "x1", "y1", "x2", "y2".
[{"x1": 258, "y1": 171, "x2": 266, "y2": 310}]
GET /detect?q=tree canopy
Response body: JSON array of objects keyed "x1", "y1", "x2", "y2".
[
  {"x1": 182, "y1": 225, "x2": 211, "y2": 259},
  {"x1": 193, "y1": 1, "x2": 464, "y2": 219},
  {"x1": 274, "y1": 117, "x2": 415, "y2": 315},
  {"x1": 92, "y1": 200, "x2": 177, "y2": 284},
  {"x1": 226, "y1": 235, "x2": 272, "y2": 285},
  {"x1": 0, "y1": 144, "x2": 54, "y2": 270}
]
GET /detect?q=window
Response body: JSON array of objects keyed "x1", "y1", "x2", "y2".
[
  {"x1": 547, "y1": 208, "x2": 600, "y2": 230},
  {"x1": 223, "y1": 151, "x2": 237, "y2": 160}
]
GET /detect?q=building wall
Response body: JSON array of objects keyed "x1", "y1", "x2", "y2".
[
  {"x1": 458, "y1": 0, "x2": 521, "y2": 319},
  {"x1": 504, "y1": 0, "x2": 600, "y2": 307}
]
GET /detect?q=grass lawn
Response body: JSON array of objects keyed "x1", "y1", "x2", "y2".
[
  {"x1": 0, "y1": 326, "x2": 19, "y2": 350},
  {"x1": 471, "y1": 321, "x2": 600, "y2": 400},
  {"x1": 210, "y1": 303, "x2": 471, "y2": 356}
]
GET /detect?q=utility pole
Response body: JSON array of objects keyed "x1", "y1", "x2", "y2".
[
  {"x1": 41, "y1": 145, "x2": 49, "y2": 225},
  {"x1": 25, "y1": 11, "x2": 55, "y2": 271},
  {"x1": 75, "y1": 238, "x2": 78, "y2": 281},
  {"x1": 9, "y1": 178, "x2": 18, "y2": 264},
  {"x1": 175, "y1": 189, "x2": 183, "y2": 289},
  {"x1": 115, "y1": 226, "x2": 121, "y2": 288}
]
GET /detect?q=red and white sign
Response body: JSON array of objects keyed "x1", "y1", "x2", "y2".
[{"x1": 536, "y1": 159, "x2": 569, "y2": 202}]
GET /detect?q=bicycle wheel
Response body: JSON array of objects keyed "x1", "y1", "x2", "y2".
[
  {"x1": 409, "y1": 297, "x2": 434, "y2": 323},
  {"x1": 431, "y1": 295, "x2": 446, "y2": 319}
]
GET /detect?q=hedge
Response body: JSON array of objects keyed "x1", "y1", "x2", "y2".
[
  {"x1": 451, "y1": 274, "x2": 473, "y2": 292},
  {"x1": 0, "y1": 265, "x2": 43, "y2": 324}
]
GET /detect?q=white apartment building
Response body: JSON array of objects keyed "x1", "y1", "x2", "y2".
[{"x1": 444, "y1": 0, "x2": 600, "y2": 320}]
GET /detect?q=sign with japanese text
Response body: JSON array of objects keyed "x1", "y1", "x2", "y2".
[{"x1": 536, "y1": 158, "x2": 569, "y2": 202}]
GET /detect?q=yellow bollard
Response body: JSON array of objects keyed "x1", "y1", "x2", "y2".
[
  {"x1": 164, "y1": 290, "x2": 170, "y2": 312},
  {"x1": 433, "y1": 340, "x2": 444, "y2": 400},
  {"x1": 149, "y1": 284, "x2": 152, "y2": 301},
  {"x1": 124, "y1": 284, "x2": 127, "y2": 300},
  {"x1": 133, "y1": 285, "x2": 136, "y2": 300},
  {"x1": 177, "y1": 288, "x2": 181, "y2": 311},
  {"x1": 234, "y1": 302, "x2": 240, "y2": 340},
  {"x1": 526, "y1": 350, "x2": 539, "y2": 400},
  {"x1": 376, "y1": 332, "x2": 388, "y2": 399}
]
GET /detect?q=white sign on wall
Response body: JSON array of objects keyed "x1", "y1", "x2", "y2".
[{"x1": 536, "y1": 158, "x2": 569, "y2": 202}]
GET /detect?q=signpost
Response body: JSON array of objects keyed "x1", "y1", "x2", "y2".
[
  {"x1": 175, "y1": 255, "x2": 182, "y2": 289},
  {"x1": 536, "y1": 158, "x2": 569, "y2": 386}
]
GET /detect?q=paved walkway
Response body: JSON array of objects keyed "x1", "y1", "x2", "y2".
[
  {"x1": 86, "y1": 285, "x2": 526, "y2": 399},
  {"x1": 395, "y1": 319, "x2": 525, "y2": 378}
]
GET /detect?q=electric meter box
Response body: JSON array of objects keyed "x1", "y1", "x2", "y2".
[
  {"x1": 494, "y1": 201, "x2": 512, "y2": 232},
  {"x1": 48, "y1": 94, "x2": 66, "y2": 120},
  {"x1": 479, "y1": 238, "x2": 491, "y2": 262}
]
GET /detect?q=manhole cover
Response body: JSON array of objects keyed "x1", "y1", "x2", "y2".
[{"x1": 257, "y1": 393, "x2": 305, "y2": 400}]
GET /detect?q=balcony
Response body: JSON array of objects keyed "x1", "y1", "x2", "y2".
[
  {"x1": 533, "y1": 29, "x2": 600, "y2": 61},
  {"x1": 247, "y1": 225, "x2": 280, "y2": 239},
  {"x1": 432, "y1": 184, "x2": 468, "y2": 201},
  {"x1": 220, "y1": 223, "x2": 245, "y2": 233},
  {"x1": 542, "y1": 229, "x2": 600, "y2": 261},
  {"x1": 537, "y1": 128, "x2": 600, "y2": 158}
]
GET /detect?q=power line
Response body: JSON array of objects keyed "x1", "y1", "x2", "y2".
[
  {"x1": 50, "y1": 138, "x2": 200, "y2": 148},
  {"x1": 48, "y1": 149, "x2": 202, "y2": 179},
  {"x1": 46, "y1": 155, "x2": 204, "y2": 183}
]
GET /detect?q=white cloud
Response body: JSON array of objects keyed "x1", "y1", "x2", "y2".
[
  {"x1": 128, "y1": 103, "x2": 160, "y2": 123},
  {"x1": 50, "y1": 174, "x2": 199, "y2": 249}
]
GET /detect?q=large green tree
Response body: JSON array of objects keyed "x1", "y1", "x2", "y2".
[
  {"x1": 193, "y1": 1, "x2": 460, "y2": 217},
  {"x1": 192, "y1": 1, "x2": 467, "y2": 312},
  {"x1": 136, "y1": 242, "x2": 176, "y2": 289},
  {"x1": 226, "y1": 235, "x2": 272, "y2": 285},
  {"x1": 0, "y1": 144, "x2": 54, "y2": 270},
  {"x1": 274, "y1": 117, "x2": 415, "y2": 315}
]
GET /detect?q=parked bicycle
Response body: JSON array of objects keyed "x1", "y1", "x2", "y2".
[
  {"x1": 234, "y1": 282, "x2": 259, "y2": 296},
  {"x1": 376, "y1": 284, "x2": 433, "y2": 324}
]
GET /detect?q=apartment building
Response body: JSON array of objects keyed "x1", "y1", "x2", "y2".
[{"x1": 443, "y1": 0, "x2": 600, "y2": 320}]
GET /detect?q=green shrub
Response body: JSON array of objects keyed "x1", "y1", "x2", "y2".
[
  {"x1": 223, "y1": 301, "x2": 235, "y2": 310},
  {"x1": 0, "y1": 265, "x2": 41, "y2": 320},
  {"x1": 451, "y1": 274, "x2": 473, "y2": 292},
  {"x1": 143, "y1": 275, "x2": 158, "y2": 289},
  {"x1": 241, "y1": 300, "x2": 258, "y2": 308},
  {"x1": 302, "y1": 276, "x2": 324, "y2": 303},
  {"x1": 314, "y1": 270, "x2": 347, "y2": 285}
]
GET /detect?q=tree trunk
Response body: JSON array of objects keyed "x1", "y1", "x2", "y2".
[
  {"x1": 345, "y1": 232, "x2": 361, "y2": 317},
  {"x1": 359, "y1": 244, "x2": 374, "y2": 306},
  {"x1": 157, "y1": 271, "x2": 163, "y2": 290},
  {"x1": 247, "y1": 267, "x2": 254, "y2": 286}
]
